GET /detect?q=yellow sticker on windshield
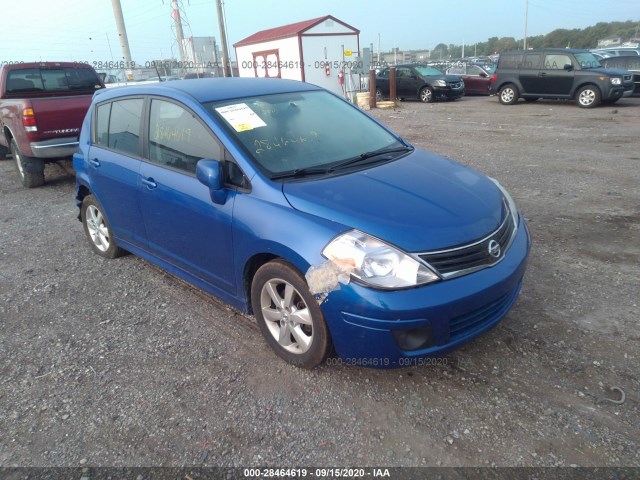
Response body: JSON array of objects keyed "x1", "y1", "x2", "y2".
[{"x1": 215, "y1": 103, "x2": 267, "y2": 132}]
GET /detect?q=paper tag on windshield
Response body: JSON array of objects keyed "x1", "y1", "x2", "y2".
[{"x1": 215, "y1": 103, "x2": 266, "y2": 132}]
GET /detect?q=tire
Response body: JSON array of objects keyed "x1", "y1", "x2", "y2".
[
  {"x1": 80, "y1": 195, "x2": 125, "y2": 259},
  {"x1": 251, "y1": 260, "x2": 331, "y2": 368},
  {"x1": 419, "y1": 86, "x2": 434, "y2": 103},
  {"x1": 375, "y1": 88, "x2": 384, "y2": 101},
  {"x1": 0, "y1": 143, "x2": 8, "y2": 160},
  {"x1": 498, "y1": 84, "x2": 519, "y2": 105},
  {"x1": 524, "y1": 97, "x2": 539, "y2": 102},
  {"x1": 11, "y1": 139, "x2": 44, "y2": 188},
  {"x1": 576, "y1": 85, "x2": 601, "y2": 108}
]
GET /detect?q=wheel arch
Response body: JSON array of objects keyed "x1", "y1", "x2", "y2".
[
  {"x1": 571, "y1": 81, "x2": 602, "y2": 99},
  {"x1": 241, "y1": 246, "x2": 313, "y2": 315}
]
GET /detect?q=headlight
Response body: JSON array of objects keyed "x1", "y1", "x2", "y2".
[
  {"x1": 610, "y1": 77, "x2": 622, "y2": 85},
  {"x1": 322, "y1": 231, "x2": 439, "y2": 289},
  {"x1": 433, "y1": 79, "x2": 446, "y2": 87},
  {"x1": 490, "y1": 178, "x2": 520, "y2": 229}
]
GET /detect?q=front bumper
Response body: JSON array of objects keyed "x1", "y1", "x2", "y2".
[
  {"x1": 30, "y1": 136, "x2": 79, "y2": 159},
  {"x1": 434, "y1": 85, "x2": 465, "y2": 100},
  {"x1": 320, "y1": 216, "x2": 531, "y2": 367}
]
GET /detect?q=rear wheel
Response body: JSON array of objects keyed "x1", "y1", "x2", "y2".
[
  {"x1": 11, "y1": 139, "x2": 44, "y2": 188},
  {"x1": 576, "y1": 85, "x2": 601, "y2": 108},
  {"x1": 251, "y1": 260, "x2": 331, "y2": 368},
  {"x1": 498, "y1": 84, "x2": 519, "y2": 105},
  {"x1": 81, "y1": 195, "x2": 125, "y2": 259},
  {"x1": 419, "y1": 86, "x2": 434, "y2": 103}
]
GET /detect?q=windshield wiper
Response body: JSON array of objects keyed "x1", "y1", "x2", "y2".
[
  {"x1": 329, "y1": 145, "x2": 413, "y2": 172},
  {"x1": 270, "y1": 166, "x2": 330, "y2": 180}
]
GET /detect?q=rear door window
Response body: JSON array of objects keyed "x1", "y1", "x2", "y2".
[
  {"x1": 106, "y1": 98, "x2": 144, "y2": 157},
  {"x1": 522, "y1": 54, "x2": 542, "y2": 70}
]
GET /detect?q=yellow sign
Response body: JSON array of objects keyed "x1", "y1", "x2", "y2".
[{"x1": 344, "y1": 49, "x2": 352, "y2": 57}]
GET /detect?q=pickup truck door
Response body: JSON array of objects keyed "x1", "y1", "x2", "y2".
[{"x1": 87, "y1": 98, "x2": 148, "y2": 248}]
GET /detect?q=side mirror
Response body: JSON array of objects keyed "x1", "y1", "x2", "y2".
[
  {"x1": 563, "y1": 63, "x2": 574, "y2": 71},
  {"x1": 196, "y1": 159, "x2": 227, "y2": 204}
]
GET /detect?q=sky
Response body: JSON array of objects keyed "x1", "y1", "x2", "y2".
[{"x1": 0, "y1": 0, "x2": 638, "y2": 64}]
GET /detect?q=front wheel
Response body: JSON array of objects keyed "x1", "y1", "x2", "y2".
[
  {"x1": 419, "y1": 86, "x2": 434, "y2": 103},
  {"x1": 251, "y1": 260, "x2": 331, "y2": 368},
  {"x1": 498, "y1": 84, "x2": 519, "y2": 105},
  {"x1": 81, "y1": 195, "x2": 125, "y2": 259},
  {"x1": 576, "y1": 85, "x2": 601, "y2": 108},
  {"x1": 11, "y1": 140, "x2": 44, "y2": 188}
]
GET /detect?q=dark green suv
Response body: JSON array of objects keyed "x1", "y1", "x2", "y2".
[{"x1": 490, "y1": 49, "x2": 634, "y2": 108}]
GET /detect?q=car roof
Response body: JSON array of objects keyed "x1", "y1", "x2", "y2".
[
  {"x1": 93, "y1": 77, "x2": 322, "y2": 103},
  {"x1": 502, "y1": 48, "x2": 591, "y2": 55}
]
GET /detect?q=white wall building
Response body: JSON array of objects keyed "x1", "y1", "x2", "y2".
[{"x1": 234, "y1": 15, "x2": 360, "y2": 98}]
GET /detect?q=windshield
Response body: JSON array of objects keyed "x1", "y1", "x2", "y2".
[
  {"x1": 5, "y1": 67, "x2": 103, "y2": 93},
  {"x1": 414, "y1": 66, "x2": 444, "y2": 76},
  {"x1": 207, "y1": 91, "x2": 404, "y2": 177},
  {"x1": 574, "y1": 53, "x2": 602, "y2": 69}
]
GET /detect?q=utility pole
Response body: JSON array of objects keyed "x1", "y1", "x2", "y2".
[
  {"x1": 171, "y1": 0, "x2": 187, "y2": 62},
  {"x1": 110, "y1": 0, "x2": 133, "y2": 67},
  {"x1": 110, "y1": 0, "x2": 134, "y2": 80},
  {"x1": 523, "y1": 0, "x2": 529, "y2": 50},
  {"x1": 216, "y1": 0, "x2": 232, "y2": 77}
]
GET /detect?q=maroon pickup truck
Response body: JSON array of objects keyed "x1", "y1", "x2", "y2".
[{"x1": 0, "y1": 62, "x2": 105, "y2": 187}]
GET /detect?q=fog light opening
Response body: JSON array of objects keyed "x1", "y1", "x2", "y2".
[{"x1": 392, "y1": 326, "x2": 433, "y2": 351}]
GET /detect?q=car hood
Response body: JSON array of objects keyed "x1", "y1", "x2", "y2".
[
  {"x1": 282, "y1": 149, "x2": 505, "y2": 252},
  {"x1": 591, "y1": 67, "x2": 632, "y2": 76}
]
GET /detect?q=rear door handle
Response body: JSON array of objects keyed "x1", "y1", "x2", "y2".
[
  {"x1": 89, "y1": 158, "x2": 100, "y2": 167},
  {"x1": 141, "y1": 177, "x2": 157, "y2": 189}
]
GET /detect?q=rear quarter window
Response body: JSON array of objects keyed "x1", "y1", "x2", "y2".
[{"x1": 499, "y1": 54, "x2": 523, "y2": 69}]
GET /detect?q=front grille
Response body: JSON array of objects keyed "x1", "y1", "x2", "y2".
[
  {"x1": 449, "y1": 286, "x2": 519, "y2": 341},
  {"x1": 418, "y1": 203, "x2": 516, "y2": 279}
]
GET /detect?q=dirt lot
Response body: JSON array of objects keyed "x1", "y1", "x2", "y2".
[{"x1": 0, "y1": 95, "x2": 638, "y2": 470}]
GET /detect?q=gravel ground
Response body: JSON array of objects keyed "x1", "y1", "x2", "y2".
[{"x1": 0, "y1": 95, "x2": 638, "y2": 469}]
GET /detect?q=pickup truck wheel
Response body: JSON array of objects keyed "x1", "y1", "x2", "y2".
[
  {"x1": 251, "y1": 260, "x2": 331, "y2": 369},
  {"x1": 11, "y1": 140, "x2": 44, "y2": 188},
  {"x1": 81, "y1": 195, "x2": 125, "y2": 259},
  {"x1": 499, "y1": 84, "x2": 519, "y2": 105},
  {"x1": 576, "y1": 85, "x2": 601, "y2": 108}
]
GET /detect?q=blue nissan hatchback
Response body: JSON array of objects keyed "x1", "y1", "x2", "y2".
[{"x1": 74, "y1": 78, "x2": 530, "y2": 368}]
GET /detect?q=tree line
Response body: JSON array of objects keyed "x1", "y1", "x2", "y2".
[{"x1": 430, "y1": 20, "x2": 639, "y2": 58}]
